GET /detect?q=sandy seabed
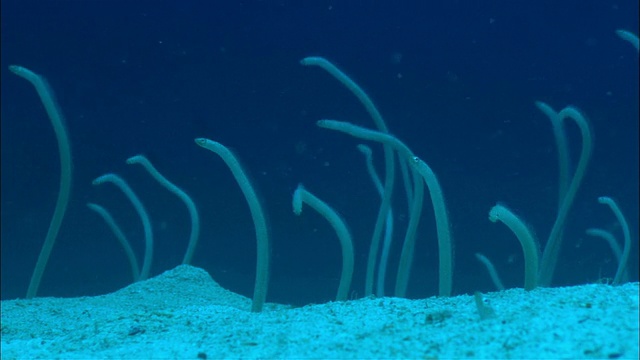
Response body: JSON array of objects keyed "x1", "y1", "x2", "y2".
[{"x1": 1, "y1": 265, "x2": 638, "y2": 359}]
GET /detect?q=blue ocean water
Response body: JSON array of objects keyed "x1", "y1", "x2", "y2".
[{"x1": 1, "y1": 1, "x2": 637, "y2": 306}]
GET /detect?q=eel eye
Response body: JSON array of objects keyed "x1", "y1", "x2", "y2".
[{"x1": 412, "y1": 156, "x2": 419, "y2": 163}]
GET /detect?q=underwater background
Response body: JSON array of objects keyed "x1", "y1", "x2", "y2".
[{"x1": 1, "y1": 1, "x2": 638, "y2": 306}]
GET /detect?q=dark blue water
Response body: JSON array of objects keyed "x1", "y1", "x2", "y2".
[{"x1": 2, "y1": 1, "x2": 637, "y2": 305}]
